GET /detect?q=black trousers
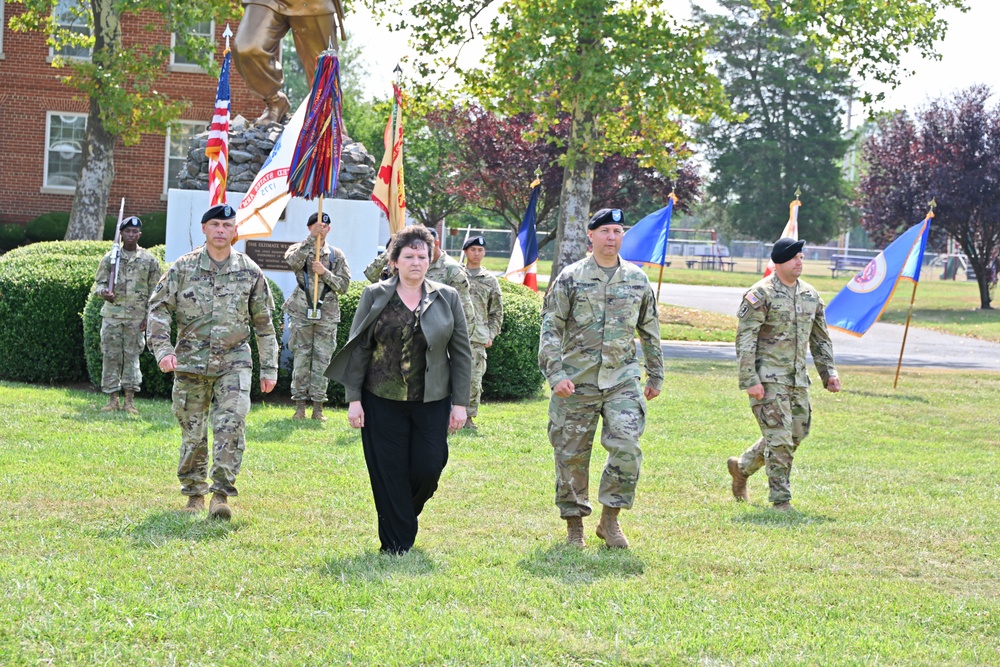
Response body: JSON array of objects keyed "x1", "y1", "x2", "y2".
[{"x1": 360, "y1": 389, "x2": 450, "y2": 554}]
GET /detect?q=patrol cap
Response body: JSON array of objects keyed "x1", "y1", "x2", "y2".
[
  {"x1": 307, "y1": 212, "x2": 331, "y2": 226},
  {"x1": 119, "y1": 216, "x2": 142, "y2": 230},
  {"x1": 462, "y1": 235, "x2": 485, "y2": 251},
  {"x1": 200, "y1": 204, "x2": 236, "y2": 225},
  {"x1": 771, "y1": 238, "x2": 806, "y2": 264},
  {"x1": 588, "y1": 208, "x2": 624, "y2": 230}
]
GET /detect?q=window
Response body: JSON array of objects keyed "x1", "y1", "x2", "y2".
[
  {"x1": 51, "y1": 0, "x2": 92, "y2": 60},
  {"x1": 164, "y1": 121, "x2": 205, "y2": 193},
  {"x1": 44, "y1": 112, "x2": 87, "y2": 190},
  {"x1": 170, "y1": 21, "x2": 214, "y2": 70}
]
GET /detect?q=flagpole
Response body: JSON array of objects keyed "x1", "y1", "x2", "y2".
[
  {"x1": 892, "y1": 280, "x2": 919, "y2": 389},
  {"x1": 655, "y1": 192, "x2": 677, "y2": 303},
  {"x1": 893, "y1": 200, "x2": 935, "y2": 389},
  {"x1": 656, "y1": 262, "x2": 665, "y2": 302}
]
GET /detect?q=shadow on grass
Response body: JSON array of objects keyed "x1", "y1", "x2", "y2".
[
  {"x1": 840, "y1": 389, "x2": 929, "y2": 403},
  {"x1": 730, "y1": 507, "x2": 834, "y2": 527},
  {"x1": 319, "y1": 547, "x2": 436, "y2": 581},
  {"x1": 97, "y1": 510, "x2": 240, "y2": 547},
  {"x1": 60, "y1": 399, "x2": 177, "y2": 432},
  {"x1": 518, "y1": 543, "x2": 645, "y2": 583}
]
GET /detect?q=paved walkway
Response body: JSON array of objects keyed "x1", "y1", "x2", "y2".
[{"x1": 658, "y1": 283, "x2": 1000, "y2": 371}]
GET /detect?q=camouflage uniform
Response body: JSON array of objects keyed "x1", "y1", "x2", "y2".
[
  {"x1": 283, "y1": 235, "x2": 351, "y2": 402},
  {"x1": 464, "y1": 267, "x2": 504, "y2": 417},
  {"x1": 93, "y1": 247, "x2": 162, "y2": 394},
  {"x1": 735, "y1": 273, "x2": 837, "y2": 504},
  {"x1": 147, "y1": 246, "x2": 278, "y2": 498},
  {"x1": 539, "y1": 255, "x2": 663, "y2": 518},
  {"x1": 363, "y1": 251, "x2": 394, "y2": 283}
]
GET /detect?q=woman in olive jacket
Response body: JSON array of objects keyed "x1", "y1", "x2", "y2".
[{"x1": 327, "y1": 226, "x2": 472, "y2": 554}]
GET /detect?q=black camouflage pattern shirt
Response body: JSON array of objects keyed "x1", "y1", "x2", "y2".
[{"x1": 364, "y1": 291, "x2": 428, "y2": 402}]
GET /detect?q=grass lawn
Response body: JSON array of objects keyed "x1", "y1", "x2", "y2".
[{"x1": 2, "y1": 365, "x2": 999, "y2": 665}]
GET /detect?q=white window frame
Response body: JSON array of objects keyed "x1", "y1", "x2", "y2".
[
  {"x1": 47, "y1": 0, "x2": 93, "y2": 62},
  {"x1": 169, "y1": 20, "x2": 215, "y2": 73},
  {"x1": 42, "y1": 111, "x2": 88, "y2": 194},
  {"x1": 164, "y1": 120, "x2": 206, "y2": 196}
]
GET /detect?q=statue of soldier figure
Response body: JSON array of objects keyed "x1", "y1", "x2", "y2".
[{"x1": 232, "y1": 0, "x2": 346, "y2": 125}]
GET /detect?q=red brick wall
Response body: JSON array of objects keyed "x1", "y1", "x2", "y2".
[{"x1": 0, "y1": 6, "x2": 256, "y2": 226}]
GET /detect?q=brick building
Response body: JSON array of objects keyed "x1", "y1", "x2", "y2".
[{"x1": 0, "y1": 3, "x2": 256, "y2": 226}]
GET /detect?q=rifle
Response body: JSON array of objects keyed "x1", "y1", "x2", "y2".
[{"x1": 107, "y1": 198, "x2": 125, "y2": 299}]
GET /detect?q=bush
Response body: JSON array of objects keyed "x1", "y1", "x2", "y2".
[
  {"x1": 482, "y1": 280, "x2": 544, "y2": 400},
  {"x1": 137, "y1": 212, "x2": 167, "y2": 247},
  {"x1": 83, "y1": 260, "x2": 285, "y2": 401},
  {"x1": 0, "y1": 241, "x2": 110, "y2": 382},
  {"x1": 25, "y1": 212, "x2": 71, "y2": 242},
  {"x1": 0, "y1": 224, "x2": 26, "y2": 252},
  {"x1": 326, "y1": 280, "x2": 544, "y2": 404}
]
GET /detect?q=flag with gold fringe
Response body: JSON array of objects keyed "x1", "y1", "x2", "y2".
[{"x1": 371, "y1": 79, "x2": 406, "y2": 235}]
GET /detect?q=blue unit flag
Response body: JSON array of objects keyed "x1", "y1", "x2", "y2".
[
  {"x1": 826, "y1": 215, "x2": 932, "y2": 336},
  {"x1": 620, "y1": 194, "x2": 676, "y2": 266}
]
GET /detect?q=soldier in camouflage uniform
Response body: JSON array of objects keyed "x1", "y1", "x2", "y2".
[
  {"x1": 461, "y1": 235, "x2": 503, "y2": 430},
  {"x1": 728, "y1": 238, "x2": 840, "y2": 512},
  {"x1": 93, "y1": 216, "x2": 162, "y2": 416},
  {"x1": 539, "y1": 209, "x2": 663, "y2": 549},
  {"x1": 147, "y1": 204, "x2": 278, "y2": 520},
  {"x1": 283, "y1": 212, "x2": 352, "y2": 421}
]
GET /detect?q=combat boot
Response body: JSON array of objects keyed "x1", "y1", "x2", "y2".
[
  {"x1": 181, "y1": 495, "x2": 205, "y2": 514},
  {"x1": 209, "y1": 492, "x2": 232, "y2": 521},
  {"x1": 772, "y1": 501, "x2": 795, "y2": 513},
  {"x1": 595, "y1": 506, "x2": 629, "y2": 549},
  {"x1": 255, "y1": 92, "x2": 290, "y2": 125},
  {"x1": 123, "y1": 390, "x2": 140, "y2": 416},
  {"x1": 565, "y1": 516, "x2": 586, "y2": 548},
  {"x1": 728, "y1": 457, "x2": 750, "y2": 502},
  {"x1": 100, "y1": 392, "x2": 120, "y2": 412},
  {"x1": 462, "y1": 416, "x2": 477, "y2": 430},
  {"x1": 292, "y1": 401, "x2": 307, "y2": 419},
  {"x1": 311, "y1": 401, "x2": 327, "y2": 421}
]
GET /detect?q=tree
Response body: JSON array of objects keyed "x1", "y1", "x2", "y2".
[
  {"x1": 427, "y1": 105, "x2": 702, "y2": 251},
  {"x1": 9, "y1": 0, "x2": 238, "y2": 240},
  {"x1": 858, "y1": 85, "x2": 1000, "y2": 310},
  {"x1": 364, "y1": 0, "x2": 965, "y2": 279},
  {"x1": 697, "y1": 0, "x2": 852, "y2": 243}
]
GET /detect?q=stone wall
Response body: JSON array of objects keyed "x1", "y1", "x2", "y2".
[{"x1": 177, "y1": 116, "x2": 377, "y2": 200}]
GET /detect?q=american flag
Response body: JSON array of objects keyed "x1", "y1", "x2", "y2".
[{"x1": 206, "y1": 48, "x2": 231, "y2": 206}]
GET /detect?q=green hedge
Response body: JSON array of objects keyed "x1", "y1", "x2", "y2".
[
  {"x1": 325, "y1": 279, "x2": 544, "y2": 405},
  {"x1": 26, "y1": 211, "x2": 167, "y2": 246},
  {"x1": 0, "y1": 224, "x2": 25, "y2": 252},
  {"x1": 0, "y1": 241, "x2": 112, "y2": 382},
  {"x1": 482, "y1": 280, "x2": 544, "y2": 400},
  {"x1": 83, "y1": 265, "x2": 286, "y2": 401}
]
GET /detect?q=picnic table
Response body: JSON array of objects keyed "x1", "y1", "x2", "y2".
[{"x1": 829, "y1": 254, "x2": 873, "y2": 278}]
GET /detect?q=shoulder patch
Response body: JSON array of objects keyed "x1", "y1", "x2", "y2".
[
  {"x1": 745, "y1": 291, "x2": 760, "y2": 306},
  {"x1": 738, "y1": 303, "x2": 750, "y2": 318}
]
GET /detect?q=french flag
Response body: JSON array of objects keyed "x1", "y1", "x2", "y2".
[{"x1": 504, "y1": 179, "x2": 541, "y2": 291}]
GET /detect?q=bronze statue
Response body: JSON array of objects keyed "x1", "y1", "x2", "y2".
[{"x1": 232, "y1": 0, "x2": 346, "y2": 125}]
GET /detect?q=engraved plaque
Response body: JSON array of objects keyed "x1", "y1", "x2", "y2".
[{"x1": 244, "y1": 240, "x2": 294, "y2": 271}]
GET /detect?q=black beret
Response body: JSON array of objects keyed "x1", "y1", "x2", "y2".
[
  {"x1": 307, "y1": 212, "x2": 331, "y2": 226},
  {"x1": 462, "y1": 235, "x2": 485, "y2": 250},
  {"x1": 200, "y1": 204, "x2": 236, "y2": 225},
  {"x1": 588, "y1": 208, "x2": 625, "y2": 230},
  {"x1": 771, "y1": 238, "x2": 806, "y2": 264},
  {"x1": 119, "y1": 216, "x2": 142, "y2": 230}
]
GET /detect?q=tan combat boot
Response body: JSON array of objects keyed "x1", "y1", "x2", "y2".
[
  {"x1": 100, "y1": 392, "x2": 120, "y2": 412},
  {"x1": 462, "y1": 416, "x2": 477, "y2": 430},
  {"x1": 728, "y1": 457, "x2": 750, "y2": 502},
  {"x1": 123, "y1": 390, "x2": 140, "y2": 416},
  {"x1": 209, "y1": 493, "x2": 232, "y2": 521},
  {"x1": 565, "y1": 516, "x2": 586, "y2": 548},
  {"x1": 181, "y1": 495, "x2": 205, "y2": 514},
  {"x1": 292, "y1": 401, "x2": 307, "y2": 419},
  {"x1": 311, "y1": 401, "x2": 327, "y2": 422},
  {"x1": 255, "y1": 92, "x2": 291, "y2": 125},
  {"x1": 595, "y1": 506, "x2": 629, "y2": 549},
  {"x1": 772, "y1": 501, "x2": 795, "y2": 513}
]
